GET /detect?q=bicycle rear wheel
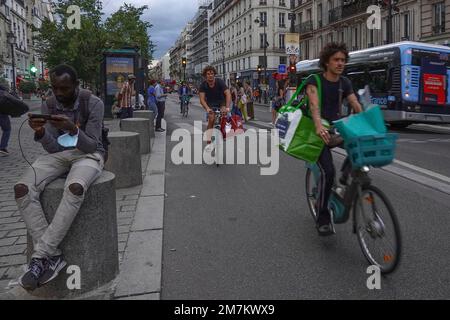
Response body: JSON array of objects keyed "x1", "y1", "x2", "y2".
[
  {"x1": 305, "y1": 168, "x2": 319, "y2": 222},
  {"x1": 354, "y1": 185, "x2": 401, "y2": 274}
]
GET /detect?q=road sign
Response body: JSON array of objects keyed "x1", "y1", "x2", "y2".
[{"x1": 278, "y1": 64, "x2": 287, "y2": 74}]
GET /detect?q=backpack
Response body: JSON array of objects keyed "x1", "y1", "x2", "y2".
[{"x1": 45, "y1": 89, "x2": 111, "y2": 162}]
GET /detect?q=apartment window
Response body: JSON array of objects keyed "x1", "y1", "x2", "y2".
[
  {"x1": 244, "y1": 18, "x2": 246, "y2": 32},
  {"x1": 353, "y1": 27, "x2": 358, "y2": 50},
  {"x1": 403, "y1": 13, "x2": 410, "y2": 39},
  {"x1": 279, "y1": 13, "x2": 286, "y2": 27},
  {"x1": 248, "y1": 57, "x2": 251, "y2": 68},
  {"x1": 249, "y1": 35, "x2": 252, "y2": 50},
  {"x1": 259, "y1": 56, "x2": 267, "y2": 67},
  {"x1": 260, "y1": 33, "x2": 268, "y2": 48},
  {"x1": 249, "y1": 14, "x2": 252, "y2": 29},
  {"x1": 260, "y1": 0, "x2": 267, "y2": 5},
  {"x1": 305, "y1": 40, "x2": 310, "y2": 59},
  {"x1": 433, "y1": 2, "x2": 445, "y2": 34},
  {"x1": 280, "y1": 0, "x2": 286, "y2": 7},
  {"x1": 260, "y1": 12, "x2": 267, "y2": 25},
  {"x1": 280, "y1": 56, "x2": 287, "y2": 65},
  {"x1": 279, "y1": 34, "x2": 285, "y2": 49},
  {"x1": 317, "y1": 3, "x2": 323, "y2": 27}
]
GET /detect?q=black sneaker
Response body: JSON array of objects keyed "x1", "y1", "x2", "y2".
[
  {"x1": 155, "y1": 128, "x2": 165, "y2": 132},
  {"x1": 316, "y1": 211, "x2": 335, "y2": 237},
  {"x1": 18, "y1": 258, "x2": 46, "y2": 291},
  {"x1": 40, "y1": 255, "x2": 67, "y2": 286},
  {"x1": 0, "y1": 149, "x2": 9, "y2": 156}
]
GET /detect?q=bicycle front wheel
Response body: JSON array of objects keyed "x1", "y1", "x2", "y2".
[{"x1": 354, "y1": 185, "x2": 401, "y2": 274}]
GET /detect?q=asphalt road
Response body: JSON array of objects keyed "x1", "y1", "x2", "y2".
[{"x1": 161, "y1": 94, "x2": 450, "y2": 299}]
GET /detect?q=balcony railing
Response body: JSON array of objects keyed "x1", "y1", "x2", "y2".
[
  {"x1": 433, "y1": 24, "x2": 446, "y2": 35},
  {"x1": 295, "y1": 21, "x2": 313, "y2": 35},
  {"x1": 329, "y1": 0, "x2": 378, "y2": 24}
]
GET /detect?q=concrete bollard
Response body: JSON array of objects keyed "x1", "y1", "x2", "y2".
[
  {"x1": 133, "y1": 110, "x2": 155, "y2": 139},
  {"x1": 26, "y1": 171, "x2": 118, "y2": 299},
  {"x1": 104, "y1": 131, "x2": 142, "y2": 188},
  {"x1": 120, "y1": 118, "x2": 151, "y2": 154}
]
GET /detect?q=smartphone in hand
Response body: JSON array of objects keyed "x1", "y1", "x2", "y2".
[{"x1": 29, "y1": 114, "x2": 62, "y2": 121}]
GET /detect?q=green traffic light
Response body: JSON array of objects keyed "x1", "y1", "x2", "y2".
[{"x1": 30, "y1": 66, "x2": 37, "y2": 73}]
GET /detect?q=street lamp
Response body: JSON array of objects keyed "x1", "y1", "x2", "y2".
[
  {"x1": 254, "y1": 16, "x2": 268, "y2": 104},
  {"x1": 215, "y1": 40, "x2": 226, "y2": 82},
  {"x1": 7, "y1": 32, "x2": 17, "y2": 93}
]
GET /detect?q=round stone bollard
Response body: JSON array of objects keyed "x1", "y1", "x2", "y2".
[
  {"x1": 120, "y1": 118, "x2": 151, "y2": 154},
  {"x1": 104, "y1": 131, "x2": 142, "y2": 189},
  {"x1": 26, "y1": 171, "x2": 118, "y2": 299},
  {"x1": 133, "y1": 110, "x2": 155, "y2": 139}
]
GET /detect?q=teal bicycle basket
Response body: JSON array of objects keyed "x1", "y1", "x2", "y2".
[{"x1": 344, "y1": 133, "x2": 398, "y2": 168}]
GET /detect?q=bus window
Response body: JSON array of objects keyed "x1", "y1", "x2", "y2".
[{"x1": 369, "y1": 68, "x2": 388, "y2": 93}]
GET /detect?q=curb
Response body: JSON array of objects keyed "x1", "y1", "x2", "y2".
[{"x1": 112, "y1": 119, "x2": 167, "y2": 300}]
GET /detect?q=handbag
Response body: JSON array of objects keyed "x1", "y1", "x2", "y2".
[{"x1": 276, "y1": 74, "x2": 329, "y2": 163}]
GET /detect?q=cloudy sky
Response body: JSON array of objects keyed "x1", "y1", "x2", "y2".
[{"x1": 102, "y1": 0, "x2": 199, "y2": 60}]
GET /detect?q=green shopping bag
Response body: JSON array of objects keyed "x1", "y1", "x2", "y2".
[{"x1": 276, "y1": 74, "x2": 329, "y2": 163}]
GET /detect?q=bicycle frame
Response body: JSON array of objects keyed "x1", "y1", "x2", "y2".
[{"x1": 305, "y1": 162, "x2": 372, "y2": 226}]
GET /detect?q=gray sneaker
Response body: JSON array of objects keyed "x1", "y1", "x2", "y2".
[
  {"x1": 18, "y1": 258, "x2": 46, "y2": 291},
  {"x1": 40, "y1": 255, "x2": 67, "y2": 286},
  {"x1": 0, "y1": 149, "x2": 9, "y2": 156}
]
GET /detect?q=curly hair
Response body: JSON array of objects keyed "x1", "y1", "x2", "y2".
[
  {"x1": 319, "y1": 42, "x2": 349, "y2": 71},
  {"x1": 202, "y1": 65, "x2": 217, "y2": 77}
]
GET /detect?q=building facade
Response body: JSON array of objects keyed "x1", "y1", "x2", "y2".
[
  {"x1": 190, "y1": 2, "x2": 213, "y2": 84},
  {"x1": 420, "y1": 0, "x2": 450, "y2": 46},
  {"x1": 169, "y1": 23, "x2": 193, "y2": 82},
  {"x1": 293, "y1": 0, "x2": 422, "y2": 60},
  {"x1": 1, "y1": 0, "x2": 53, "y2": 88},
  {"x1": 209, "y1": 0, "x2": 292, "y2": 88}
]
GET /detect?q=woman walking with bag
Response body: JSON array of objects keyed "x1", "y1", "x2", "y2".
[{"x1": 237, "y1": 82, "x2": 248, "y2": 123}]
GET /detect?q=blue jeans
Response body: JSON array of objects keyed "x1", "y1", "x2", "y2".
[
  {"x1": 148, "y1": 101, "x2": 158, "y2": 117},
  {"x1": 0, "y1": 114, "x2": 11, "y2": 150}
]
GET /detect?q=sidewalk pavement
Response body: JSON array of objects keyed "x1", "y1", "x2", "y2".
[{"x1": 0, "y1": 105, "x2": 167, "y2": 300}]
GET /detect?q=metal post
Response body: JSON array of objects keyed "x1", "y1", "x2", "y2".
[
  {"x1": 387, "y1": 0, "x2": 393, "y2": 44},
  {"x1": 263, "y1": 22, "x2": 267, "y2": 104},
  {"x1": 222, "y1": 41, "x2": 226, "y2": 82},
  {"x1": 11, "y1": 43, "x2": 16, "y2": 94}
]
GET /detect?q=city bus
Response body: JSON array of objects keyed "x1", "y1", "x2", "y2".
[{"x1": 296, "y1": 41, "x2": 450, "y2": 128}]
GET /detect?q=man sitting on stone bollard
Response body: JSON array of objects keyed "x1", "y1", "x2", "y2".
[{"x1": 14, "y1": 64, "x2": 107, "y2": 291}]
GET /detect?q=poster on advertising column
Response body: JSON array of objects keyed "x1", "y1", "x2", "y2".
[
  {"x1": 285, "y1": 33, "x2": 300, "y2": 56},
  {"x1": 106, "y1": 57, "x2": 134, "y2": 97}
]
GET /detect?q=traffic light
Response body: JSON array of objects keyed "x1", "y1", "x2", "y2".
[
  {"x1": 257, "y1": 65, "x2": 262, "y2": 73},
  {"x1": 182, "y1": 57, "x2": 187, "y2": 68},
  {"x1": 289, "y1": 65, "x2": 296, "y2": 73},
  {"x1": 30, "y1": 65, "x2": 37, "y2": 77}
]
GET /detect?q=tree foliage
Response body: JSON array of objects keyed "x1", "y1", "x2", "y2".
[{"x1": 33, "y1": 0, "x2": 154, "y2": 89}]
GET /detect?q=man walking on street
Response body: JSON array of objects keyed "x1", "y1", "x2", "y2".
[
  {"x1": 244, "y1": 81, "x2": 254, "y2": 120},
  {"x1": 14, "y1": 64, "x2": 106, "y2": 291},
  {"x1": 155, "y1": 80, "x2": 167, "y2": 132},
  {"x1": 118, "y1": 74, "x2": 136, "y2": 119}
]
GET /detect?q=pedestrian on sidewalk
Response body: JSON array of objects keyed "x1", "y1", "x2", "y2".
[
  {"x1": 244, "y1": 81, "x2": 254, "y2": 120},
  {"x1": 147, "y1": 80, "x2": 158, "y2": 117},
  {"x1": 0, "y1": 85, "x2": 12, "y2": 156},
  {"x1": 237, "y1": 82, "x2": 249, "y2": 122},
  {"x1": 118, "y1": 74, "x2": 136, "y2": 120},
  {"x1": 14, "y1": 64, "x2": 107, "y2": 291},
  {"x1": 0, "y1": 114, "x2": 11, "y2": 156},
  {"x1": 155, "y1": 80, "x2": 167, "y2": 132},
  {"x1": 272, "y1": 85, "x2": 285, "y2": 126}
]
